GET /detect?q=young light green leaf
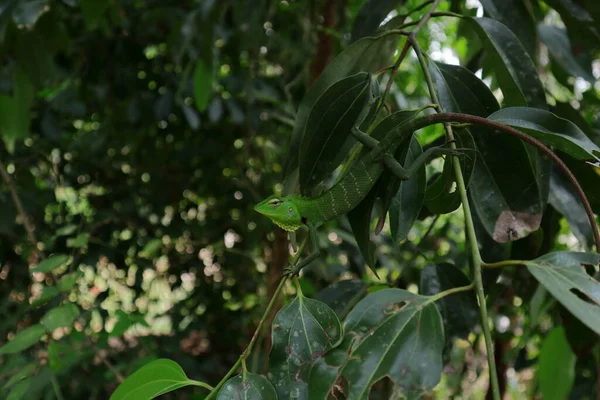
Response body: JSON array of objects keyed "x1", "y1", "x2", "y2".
[
  {"x1": 538, "y1": 25, "x2": 595, "y2": 83},
  {"x1": 524, "y1": 252, "x2": 600, "y2": 334},
  {"x1": 299, "y1": 72, "x2": 372, "y2": 192},
  {"x1": 0, "y1": 325, "x2": 46, "y2": 355},
  {"x1": 537, "y1": 326, "x2": 576, "y2": 400},
  {"x1": 110, "y1": 359, "x2": 198, "y2": 400},
  {"x1": 488, "y1": 106, "x2": 600, "y2": 162},
  {"x1": 40, "y1": 304, "x2": 80, "y2": 331},
  {"x1": 465, "y1": 17, "x2": 546, "y2": 109},
  {"x1": 30, "y1": 254, "x2": 69, "y2": 273},
  {"x1": 193, "y1": 60, "x2": 212, "y2": 112},
  {"x1": 217, "y1": 373, "x2": 277, "y2": 400},
  {"x1": 268, "y1": 293, "x2": 342, "y2": 399},
  {"x1": 308, "y1": 289, "x2": 444, "y2": 399}
]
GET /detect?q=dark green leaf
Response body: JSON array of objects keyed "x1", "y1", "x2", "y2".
[
  {"x1": 347, "y1": 186, "x2": 378, "y2": 273},
  {"x1": 308, "y1": 289, "x2": 444, "y2": 399},
  {"x1": 31, "y1": 254, "x2": 68, "y2": 273},
  {"x1": 48, "y1": 340, "x2": 84, "y2": 372},
  {"x1": 420, "y1": 263, "x2": 478, "y2": 340},
  {"x1": 314, "y1": 279, "x2": 368, "y2": 319},
  {"x1": 40, "y1": 304, "x2": 79, "y2": 331},
  {"x1": 549, "y1": 166, "x2": 594, "y2": 250},
  {"x1": 524, "y1": 252, "x2": 600, "y2": 334},
  {"x1": 466, "y1": 17, "x2": 546, "y2": 109},
  {"x1": 538, "y1": 25, "x2": 595, "y2": 83},
  {"x1": 110, "y1": 359, "x2": 198, "y2": 400},
  {"x1": 2, "y1": 363, "x2": 37, "y2": 390},
  {"x1": 268, "y1": 293, "x2": 342, "y2": 399},
  {"x1": 389, "y1": 136, "x2": 426, "y2": 242},
  {"x1": 350, "y1": 0, "x2": 405, "y2": 41},
  {"x1": 538, "y1": 327, "x2": 576, "y2": 400},
  {"x1": 7, "y1": 379, "x2": 30, "y2": 400},
  {"x1": 11, "y1": 0, "x2": 49, "y2": 28},
  {"x1": 217, "y1": 373, "x2": 277, "y2": 400},
  {"x1": 80, "y1": 0, "x2": 108, "y2": 29},
  {"x1": 0, "y1": 69, "x2": 35, "y2": 152},
  {"x1": 193, "y1": 60, "x2": 212, "y2": 112},
  {"x1": 299, "y1": 72, "x2": 372, "y2": 192},
  {"x1": 31, "y1": 286, "x2": 60, "y2": 307},
  {"x1": 488, "y1": 107, "x2": 600, "y2": 162},
  {"x1": 0, "y1": 325, "x2": 46, "y2": 355},
  {"x1": 285, "y1": 33, "x2": 401, "y2": 178},
  {"x1": 478, "y1": 0, "x2": 537, "y2": 56},
  {"x1": 6, "y1": 368, "x2": 52, "y2": 400}
]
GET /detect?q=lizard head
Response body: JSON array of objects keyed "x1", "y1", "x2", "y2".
[{"x1": 254, "y1": 195, "x2": 302, "y2": 232}]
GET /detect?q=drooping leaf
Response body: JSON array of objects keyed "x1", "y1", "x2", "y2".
[
  {"x1": 478, "y1": 0, "x2": 537, "y2": 57},
  {"x1": 347, "y1": 186, "x2": 378, "y2": 274},
  {"x1": 538, "y1": 25, "x2": 595, "y2": 83},
  {"x1": 549, "y1": 166, "x2": 594, "y2": 250},
  {"x1": 193, "y1": 60, "x2": 212, "y2": 112},
  {"x1": 284, "y1": 33, "x2": 402, "y2": 179},
  {"x1": 524, "y1": 252, "x2": 600, "y2": 334},
  {"x1": 488, "y1": 107, "x2": 600, "y2": 162},
  {"x1": 217, "y1": 373, "x2": 277, "y2": 400},
  {"x1": 30, "y1": 254, "x2": 69, "y2": 273},
  {"x1": 314, "y1": 279, "x2": 368, "y2": 319},
  {"x1": 40, "y1": 304, "x2": 80, "y2": 331},
  {"x1": 465, "y1": 17, "x2": 546, "y2": 109},
  {"x1": 537, "y1": 326, "x2": 576, "y2": 400},
  {"x1": 110, "y1": 359, "x2": 200, "y2": 400},
  {"x1": 308, "y1": 289, "x2": 444, "y2": 399},
  {"x1": 0, "y1": 325, "x2": 46, "y2": 355},
  {"x1": 420, "y1": 263, "x2": 478, "y2": 341},
  {"x1": 268, "y1": 293, "x2": 342, "y2": 399},
  {"x1": 299, "y1": 72, "x2": 373, "y2": 192},
  {"x1": 388, "y1": 135, "x2": 426, "y2": 242}
]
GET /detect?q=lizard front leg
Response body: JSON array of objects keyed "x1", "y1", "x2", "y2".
[
  {"x1": 382, "y1": 143, "x2": 466, "y2": 180},
  {"x1": 283, "y1": 223, "x2": 320, "y2": 277}
]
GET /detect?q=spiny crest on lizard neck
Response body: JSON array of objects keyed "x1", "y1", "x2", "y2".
[{"x1": 254, "y1": 194, "x2": 303, "y2": 231}]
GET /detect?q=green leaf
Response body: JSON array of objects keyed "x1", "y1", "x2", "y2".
[
  {"x1": 284, "y1": 33, "x2": 400, "y2": 178},
  {"x1": 478, "y1": 0, "x2": 537, "y2": 57},
  {"x1": 48, "y1": 340, "x2": 84, "y2": 373},
  {"x1": 549, "y1": 167, "x2": 594, "y2": 250},
  {"x1": 488, "y1": 107, "x2": 600, "y2": 162},
  {"x1": 350, "y1": 0, "x2": 404, "y2": 41},
  {"x1": 40, "y1": 304, "x2": 79, "y2": 331},
  {"x1": 313, "y1": 279, "x2": 368, "y2": 319},
  {"x1": 139, "y1": 238, "x2": 163, "y2": 259},
  {"x1": 2, "y1": 363, "x2": 37, "y2": 390},
  {"x1": 193, "y1": 60, "x2": 212, "y2": 112},
  {"x1": 538, "y1": 25, "x2": 595, "y2": 83},
  {"x1": 110, "y1": 359, "x2": 197, "y2": 400},
  {"x1": 268, "y1": 293, "x2": 342, "y2": 399},
  {"x1": 465, "y1": 17, "x2": 546, "y2": 109},
  {"x1": 30, "y1": 254, "x2": 69, "y2": 273},
  {"x1": 388, "y1": 136, "x2": 426, "y2": 242},
  {"x1": 420, "y1": 264, "x2": 478, "y2": 341},
  {"x1": 7, "y1": 379, "x2": 30, "y2": 400},
  {"x1": 308, "y1": 289, "x2": 444, "y2": 399},
  {"x1": 0, "y1": 69, "x2": 35, "y2": 152},
  {"x1": 110, "y1": 310, "x2": 149, "y2": 337},
  {"x1": 67, "y1": 232, "x2": 88, "y2": 248},
  {"x1": 347, "y1": 187, "x2": 378, "y2": 273},
  {"x1": 80, "y1": 0, "x2": 108, "y2": 29},
  {"x1": 11, "y1": 0, "x2": 49, "y2": 28},
  {"x1": 217, "y1": 373, "x2": 277, "y2": 400},
  {"x1": 31, "y1": 286, "x2": 60, "y2": 307},
  {"x1": 524, "y1": 252, "x2": 600, "y2": 334},
  {"x1": 0, "y1": 325, "x2": 46, "y2": 355},
  {"x1": 57, "y1": 270, "x2": 83, "y2": 292},
  {"x1": 537, "y1": 326, "x2": 576, "y2": 400},
  {"x1": 299, "y1": 72, "x2": 372, "y2": 192},
  {"x1": 6, "y1": 368, "x2": 52, "y2": 400}
]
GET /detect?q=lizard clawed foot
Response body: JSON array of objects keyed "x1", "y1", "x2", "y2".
[{"x1": 282, "y1": 263, "x2": 301, "y2": 278}]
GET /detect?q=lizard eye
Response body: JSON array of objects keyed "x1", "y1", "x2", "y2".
[{"x1": 268, "y1": 198, "x2": 282, "y2": 207}]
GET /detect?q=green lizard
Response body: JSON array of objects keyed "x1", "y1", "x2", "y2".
[{"x1": 254, "y1": 111, "x2": 462, "y2": 276}]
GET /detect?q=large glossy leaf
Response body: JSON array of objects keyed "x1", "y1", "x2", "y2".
[
  {"x1": 524, "y1": 252, "x2": 600, "y2": 334},
  {"x1": 549, "y1": 166, "x2": 594, "y2": 250},
  {"x1": 478, "y1": 0, "x2": 537, "y2": 57},
  {"x1": 268, "y1": 292, "x2": 342, "y2": 399},
  {"x1": 538, "y1": 25, "x2": 595, "y2": 83},
  {"x1": 313, "y1": 279, "x2": 368, "y2": 319},
  {"x1": 40, "y1": 303, "x2": 80, "y2": 331},
  {"x1": 350, "y1": 0, "x2": 405, "y2": 41},
  {"x1": 30, "y1": 254, "x2": 69, "y2": 273},
  {"x1": 217, "y1": 373, "x2": 277, "y2": 400},
  {"x1": 308, "y1": 289, "x2": 444, "y2": 399},
  {"x1": 388, "y1": 136, "x2": 426, "y2": 242},
  {"x1": 299, "y1": 72, "x2": 372, "y2": 192},
  {"x1": 537, "y1": 327, "x2": 576, "y2": 400},
  {"x1": 420, "y1": 263, "x2": 478, "y2": 341},
  {"x1": 0, "y1": 325, "x2": 46, "y2": 355},
  {"x1": 110, "y1": 359, "x2": 204, "y2": 400},
  {"x1": 466, "y1": 17, "x2": 546, "y2": 109},
  {"x1": 284, "y1": 33, "x2": 400, "y2": 178},
  {"x1": 488, "y1": 107, "x2": 600, "y2": 162}
]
